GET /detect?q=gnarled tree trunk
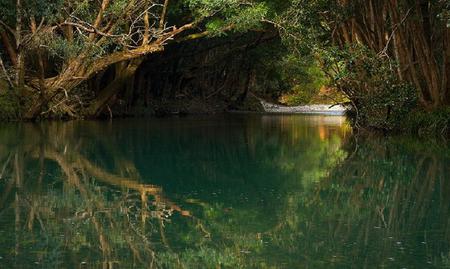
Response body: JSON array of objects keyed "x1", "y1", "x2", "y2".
[{"x1": 86, "y1": 59, "x2": 144, "y2": 117}]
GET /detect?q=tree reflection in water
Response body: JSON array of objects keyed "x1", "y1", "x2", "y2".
[
  {"x1": 0, "y1": 122, "x2": 192, "y2": 268},
  {"x1": 0, "y1": 116, "x2": 448, "y2": 269}
]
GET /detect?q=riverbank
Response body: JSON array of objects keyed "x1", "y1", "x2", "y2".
[{"x1": 260, "y1": 101, "x2": 346, "y2": 115}]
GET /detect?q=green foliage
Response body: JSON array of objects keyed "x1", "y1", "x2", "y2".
[
  {"x1": 278, "y1": 54, "x2": 328, "y2": 105},
  {"x1": 185, "y1": 0, "x2": 268, "y2": 35},
  {"x1": 185, "y1": 0, "x2": 242, "y2": 17},
  {"x1": 227, "y1": 3, "x2": 268, "y2": 32},
  {"x1": 46, "y1": 35, "x2": 106, "y2": 69},
  {"x1": 358, "y1": 83, "x2": 416, "y2": 130},
  {"x1": 24, "y1": 0, "x2": 65, "y2": 22},
  {"x1": 205, "y1": 18, "x2": 227, "y2": 35},
  {"x1": 273, "y1": 0, "x2": 450, "y2": 134},
  {"x1": 0, "y1": 90, "x2": 21, "y2": 120},
  {"x1": 105, "y1": 0, "x2": 129, "y2": 18},
  {"x1": 322, "y1": 45, "x2": 417, "y2": 130},
  {"x1": 70, "y1": 0, "x2": 96, "y2": 20},
  {"x1": 46, "y1": 36, "x2": 86, "y2": 62},
  {"x1": 243, "y1": 38, "x2": 328, "y2": 103},
  {"x1": 0, "y1": 0, "x2": 15, "y2": 24},
  {"x1": 401, "y1": 107, "x2": 450, "y2": 136},
  {"x1": 0, "y1": 0, "x2": 65, "y2": 24},
  {"x1": 282, "y1": 85, "x2": 315, "y2": 105},
  {"x1": 274, "y1": 0, "x2": 336, "y2": 54}
]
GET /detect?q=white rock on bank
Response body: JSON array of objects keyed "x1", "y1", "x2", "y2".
[{"x1": 260, "y1": 101, "x2": 346, "y2": 115}]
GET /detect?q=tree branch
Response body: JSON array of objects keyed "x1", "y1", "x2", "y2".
[
  {"x1": 0, "y1": 20, "x2": 15, "y2": 37},
  {"x1": 0, "y1": 54, "x2": 13, "y2": 88},
  {"x1": 89, "y1": 0, "x2": 111, "y2": 41},
  {"x1": 159, "y1": 0, "x2": 170, "y2": 30},
  {"x1": 61, "y1": 21, "x2": 123, "y2": 38}
]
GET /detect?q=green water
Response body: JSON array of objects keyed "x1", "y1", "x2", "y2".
[{"x1": 0, "y1": 115, "x2": 449, "y2": 269}]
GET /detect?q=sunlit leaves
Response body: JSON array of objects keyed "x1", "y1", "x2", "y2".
[
  {"x1": 106, "y1": 0, "x2": 132, "y2": 19},
  {"x1": 227, "y1": 3, "x2": 268, "y2": 32},
  {"x1": 184, "y1": 0, "x2": 241, "y2": 17},
  {"x1": 184, "y1": 0, "x2": 268, "y2": 35}
]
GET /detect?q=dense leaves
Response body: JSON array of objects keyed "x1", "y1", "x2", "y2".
[{"x1": 271, "y1": 0, "x2": 450, "y2": 132}]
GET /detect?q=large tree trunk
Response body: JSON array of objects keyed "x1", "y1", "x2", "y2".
[
  {"x1": 23, "y1": 44, "x2": 164, "y2": 119},
  {"x1": 333, "y1": 0, "x2": 447, "y2": 110},
  {"x1": 0, "y1": 30, "x2": 17, "y2": 67},
  {"x1": 389, "y1": 2, "x2": 425, "y2": 104},
  {"x1": 22, "y1": 21, "x2": 196, "y2": 120},
  {"x1": 86, "y1": 59, "x2": 143, "y2": 117},
  {"x1": 410, "y1": 1, "x2": 441, "y2": 107}
]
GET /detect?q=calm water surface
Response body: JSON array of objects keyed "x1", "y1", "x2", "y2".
[{"x1": 0, "y1": 115, "x2": 449, "y2": 268}]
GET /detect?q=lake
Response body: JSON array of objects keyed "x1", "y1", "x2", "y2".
[{"x1": 0, "y1": 115, "x2": 449, "y2": 268}]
